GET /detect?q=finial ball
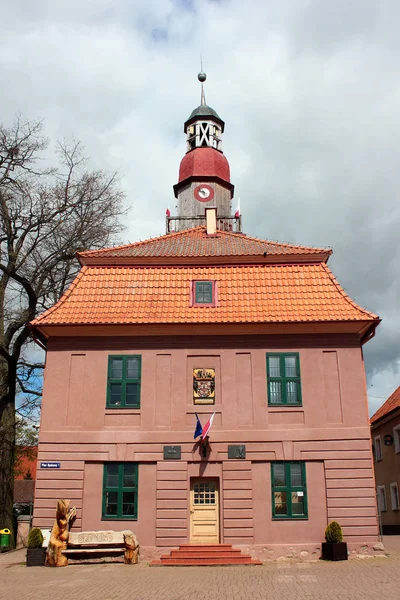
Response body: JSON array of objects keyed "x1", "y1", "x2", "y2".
[{"x1": 198, "y1": 71, "x2": 207, "y2": 83}]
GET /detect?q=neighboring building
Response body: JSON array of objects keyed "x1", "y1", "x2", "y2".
[
  {"x1": 30, "y1": 74, "x2": 382, "y2": 560},
  {"x1": 14, "y1": 446, "x2": 37, "y2": 508},
  {"x1": 370, "y1": 386, "x2": 400, "y2": 534}
]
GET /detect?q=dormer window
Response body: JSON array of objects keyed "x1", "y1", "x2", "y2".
[{"x1": 191, "y1": 281, "x2": 217, "y2": 307}]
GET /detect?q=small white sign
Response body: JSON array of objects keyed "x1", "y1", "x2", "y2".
[{"x1": 297, "y1": 491, "x2": 304, "y2": 497}]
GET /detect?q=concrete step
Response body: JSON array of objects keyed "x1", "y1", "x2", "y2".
[
  {"x1": 169, "y1": 549, "x2": 241, "y2": 558},
  {"x1": 149, "y1": 543, "x2": 262, "y2": 567}
]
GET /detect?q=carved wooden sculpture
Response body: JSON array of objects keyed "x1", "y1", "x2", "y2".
[
  {"x1": 45, "y1": 499, "x2": 76, "y2": 567},
  {"x1": 123, "y1": 531, "x2": 139, "y2": 564}
]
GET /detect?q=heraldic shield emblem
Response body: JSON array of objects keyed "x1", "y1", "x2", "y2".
[{"x1": 193, "y1": 368, "x2": 215, "y2": 405}]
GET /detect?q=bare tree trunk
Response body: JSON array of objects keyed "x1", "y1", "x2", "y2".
[{"x1": 0, "y1": 358, "x2": 16, "y2": 547}]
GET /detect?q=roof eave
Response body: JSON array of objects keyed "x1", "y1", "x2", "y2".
[{"x1": 77, "y1": 253, "x2": 332, "y2": 267}]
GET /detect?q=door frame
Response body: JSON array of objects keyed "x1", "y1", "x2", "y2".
[{"x1": 189, "y1": 477, "x2": 220, "y2": 544}]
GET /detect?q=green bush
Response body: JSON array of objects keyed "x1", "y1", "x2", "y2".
[
  {"x1": 27, "y1": 527, "x2": 44, "y2": 548},
  {"x1": 325, "y1": 521, "x2": 343, "y2": 543}
]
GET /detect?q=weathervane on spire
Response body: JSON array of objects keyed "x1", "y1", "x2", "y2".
[{"x1": 198, "y1": 55, "x2": 207, "y2": 106}]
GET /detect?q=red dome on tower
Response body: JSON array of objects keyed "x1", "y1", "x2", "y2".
[{"x1": 178, "y1": 147, "x2": 230, "y2": 184}]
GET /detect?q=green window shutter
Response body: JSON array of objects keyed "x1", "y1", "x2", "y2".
[
  {"x1": 271, "y1": 462, "x2": 308, "y2": 519},
  {"x1": 102, "y1": 463, "x2": 138, "y2": 520},
  {"x1": 195, "y1": 281, "x2": 213, "y2": 304},
  {"x1": 266, "y1": 353, "x2": 302, "y2": 406},
  {"x1": 107, "y1": 356, "x2": 141, "y2": 408}
]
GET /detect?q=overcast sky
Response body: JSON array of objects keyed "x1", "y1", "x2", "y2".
[{"x1": 1, "y1": 0, "x2": 399, "y2": 416}]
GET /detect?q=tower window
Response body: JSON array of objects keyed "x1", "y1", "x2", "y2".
[{"x1": 191, "y1": 281, "x2": 217, "y2": 307}]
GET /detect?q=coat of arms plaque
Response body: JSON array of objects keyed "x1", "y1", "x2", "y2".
[{"x1": 193, "y1": 368, "x2": 215, "y2": 405}]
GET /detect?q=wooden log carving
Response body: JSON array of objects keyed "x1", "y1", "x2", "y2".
[
  {"x1": 123, "y1": 531, "x2": 139, "y2": 564},
  {"x1": 45, "y1": 499, "x2": 76, "y2": 567}
]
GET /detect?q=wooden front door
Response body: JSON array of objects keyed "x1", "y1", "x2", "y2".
[{"x1": 190, "y1": 479, "x2": 219, "y2": 544}]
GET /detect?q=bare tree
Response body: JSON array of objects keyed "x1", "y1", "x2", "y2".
[{"x1": 0, "y1": 116, "x2": 126, "y2": 542}]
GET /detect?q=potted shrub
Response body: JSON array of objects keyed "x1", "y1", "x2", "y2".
[
  {"x1": 26, "y1": 527, "x2": 46, "y2": 567},
  {"x1": 321, "y1": 521, "x2": 348, "y2": 561}
]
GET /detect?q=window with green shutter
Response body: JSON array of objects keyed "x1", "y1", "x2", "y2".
[
  {"x1": 102, "y1": 463, "x2": 138, "y2": 520},
  {"x1": 107, "y1": 356, "x2": 141, "y2": 408},
  {"x1": 266, "y1": 353, "x2": 302, "y2": 405},
  {"x1": 271, "y1": 462, "x2": 308, "y2": 519}
]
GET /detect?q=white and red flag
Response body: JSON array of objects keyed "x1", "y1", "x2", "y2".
[
  {"x1": 201, "y1": 412, "x2": 216, "y2": 440},
  {"x1": 166, "y1": 207, "x2": 171, "y2": 217},
  {"x1": 234, "y1": 197, "x2": 241, "y2": 218}
]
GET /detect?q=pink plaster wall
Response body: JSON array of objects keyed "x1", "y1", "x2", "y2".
[{"x1": 33, "y1": 334, "x2": 379, "y2": 555}]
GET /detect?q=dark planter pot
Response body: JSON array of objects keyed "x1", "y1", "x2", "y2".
[
  {"x1": 321, "y1": 542, "x2": 348, "y2": 561},
  {"x1": 26, "y1": 547, "x2": 47, "y2": 567}
]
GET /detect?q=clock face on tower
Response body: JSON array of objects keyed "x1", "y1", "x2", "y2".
[{"x1": 194, "y1": 184, "x2": 215, "y2": 203}]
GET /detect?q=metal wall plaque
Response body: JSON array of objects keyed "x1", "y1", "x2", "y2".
[
  {"x1": 40, "y1": 462, "x2": 61, "y2": 469},
  {"x1": 228, "y1": 445, "x2": 246, "y2": 459},
  {"x1": 163, "y1": 446, "x2": 181, "y2": 460}
]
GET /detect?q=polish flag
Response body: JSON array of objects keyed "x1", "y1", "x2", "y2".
[
  {"x1": 201, "y1": 412, "x2": 216, "y2": 440},
  {"x1": 166, "y1": 207, "x2": 171, "y2": 217},
  {"x1": 234, "y1": 197, "x2": 241, "y2": 218}
]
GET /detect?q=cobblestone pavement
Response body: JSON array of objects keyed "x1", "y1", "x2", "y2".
[{"x1": 1, "y1": 549, "x2": 399, "y2": 600}]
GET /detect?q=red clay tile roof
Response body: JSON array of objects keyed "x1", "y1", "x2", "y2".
[
  {"x1": 77, "y1": 227, "x2": 332, "y2": 265},
  {"x1": 370, "y1": 386, "x2": 400, "y2": 424},
  {"x1": 31, "y1": 263, "x2": 378, "y2": 327}
]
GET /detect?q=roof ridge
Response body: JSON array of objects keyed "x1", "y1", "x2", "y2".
[
  {"x1": 30, "y1": 267, "x2": 88, "y2": 325},
  {"x1": 78, "y1": 226, "x2": 332, "y2": 259},
  {"x1": 321, "y1": 264, "x2": 379, "y2": 320},
  {"x1": 216, "y1": 228, "x2": 332, "y2": 253},
  {"x1": 78, "y1": 227, "x2": 207, "y2": 257}
]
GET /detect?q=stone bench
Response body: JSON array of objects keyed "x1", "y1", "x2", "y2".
[{"x1": 62, "y1": 530, "x2": 139, "y2": 564}]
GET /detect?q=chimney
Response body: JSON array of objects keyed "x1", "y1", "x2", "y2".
[{"x1": 206, "y1": 207, "x2": 217, "y2": 235}]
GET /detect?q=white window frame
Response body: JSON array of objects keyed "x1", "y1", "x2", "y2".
[
  {"x1": 390, "y1": 482, "x2": 399, "y2": 511},
  {"x1": 393, "y1": 425, "x2": 400, "y2": 454},
  {"x1": 374, "y1": 435, "x2": 382, "y2": 461},
  {"x1": 377, "y1": 485, "x2": 387, "y2": 512}
]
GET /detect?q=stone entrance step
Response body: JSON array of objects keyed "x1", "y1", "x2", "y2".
[{"x1": 150, "y1": 544, "x2": 262, "y2": 566}]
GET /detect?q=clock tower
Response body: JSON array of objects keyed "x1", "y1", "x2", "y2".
[{"x1": 170, "y1": 71, "x2": 238, "y2": 232}]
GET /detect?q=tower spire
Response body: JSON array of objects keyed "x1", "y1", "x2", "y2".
[{"x1": 198, "y1": 58, "x2": 207, "y2": 106}]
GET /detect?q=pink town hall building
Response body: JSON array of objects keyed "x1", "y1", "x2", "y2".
[{"x1": 30, "y1": 74, "x2": 381, "y2": 561}]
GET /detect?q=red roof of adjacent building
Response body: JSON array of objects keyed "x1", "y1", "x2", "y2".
[
  {"x1": 178, "y1": 147, "x2": 230, "y2": 184},
  {"x1": 77, "y1": 226, "x2": 332, "y2": 265},
  {"x1": 15, "y1": 447, "x2": 38, "y2": 480},
  {"x1": 370, "y1": 386, "x2": 400, "y2": 424}
]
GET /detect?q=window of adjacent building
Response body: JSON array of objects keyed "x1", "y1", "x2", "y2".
[
  {"x1": 390, "y1": 483, "x2": 399, "y2": 511},
  {"x1": 393, "y1": 425, "x2": 400, "y2": 454},
  {"x1": 195, "y1": 281, "x2": 213, "y2": 304},
  {"x1": 266, "y1": 353, "x2": 302, "y2": 405},
  {"x1": 377, "y1": 485, "x2": 387, "y2": 512},
  {"x1": 374, "y1": 435, "x2": 382, "y2": 461},
  {"x1": 271, "y1": 462, "x2": 308, "y2": 519},
  {"x1": 102, "y1": 463, "x2": 138, "y2": 519},
  {"x1": 107, "y1": 356, "x2": 141, "y2": 408}
]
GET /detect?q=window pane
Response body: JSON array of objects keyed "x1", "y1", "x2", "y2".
[
  {"x1": 105, "y1": 491, "x2": 118, "y2": 515},
  {"x1": 268, "y1": 356, "x2": 281, "y2": 377},
  {"x1": 127, "y1": 357, "x2": 139, "y2": 379},
  {"x1": 290, "y1": 463, "x2": 303, "y2": 487},
  {"x1": 286, "y1": 381, "x2": 298, "y2": 404},
  {"x1": 291, "y1": 492, "x2": 305, "y2": 515},
  {"x1": 269, "y1": 381, "x2": 282, "y2": 403},
  {"x1": 122, "y1": 492, "x2": 136, "y2": 515},
  {"x1": 125, "y1": 382, "x2": 139, "y2": 406},
  {"x1": 284, "y1": 356, "x2": 296, "y2": 377},
  {"x1": 274, "y1": 491, "x2": 287, "y2": 515},
  {"x1": 106, "y1": 464, "x2": 119, "y2": 487},
  {"x1": 273, "y1": 464, "x2": 286, "y2": 486},
  {"x1": 110, "y1": 383, "x2": 122, "y2": 405},
  {"x1": 196, "y1": 282, "x2": 212, "y2": 303},
  {"x1": 123, "y1": 464, "x2": 136, "y2": 487},
  {"x1": 111, "y1": 358, "x2": 123, "y2": 379}
]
